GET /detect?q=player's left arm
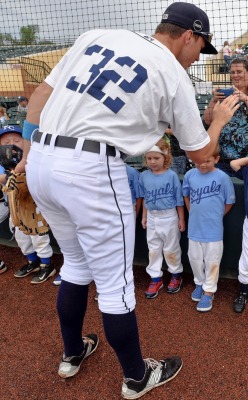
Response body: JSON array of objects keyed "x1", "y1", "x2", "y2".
[{"x1": 15, "y1": 82, "x2": 54, "y2": 173}]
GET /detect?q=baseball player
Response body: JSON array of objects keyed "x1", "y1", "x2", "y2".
[
  {"x1": 0, "y1": 125, "x2": 56, "y2": 284},
  {"x1": 16, "y1": 3, "x2": 239, "y2": 399},
  {"x1": 230, "y1": 157, "x2": 248, "y2": 313}
]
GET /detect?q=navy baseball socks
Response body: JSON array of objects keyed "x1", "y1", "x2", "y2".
[
  {"x1": 57, "y1": 281, "x2": 182, "y2": 398},
  {"x1": 57, "y1": 281, "x2": 99, "y2": 378},
  {"x1": 103, "y1": 311, "x2": 182, "y2": 399}
]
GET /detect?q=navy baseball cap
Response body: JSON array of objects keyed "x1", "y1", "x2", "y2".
[
  {"x1": 0, "y1": 125, "x2": 22, "y2": 136},
  {"x1": 161, "y1": 2, "x2": 218, "y2": 55},
  {"x1": 18, "y1": 96, "x2": 28, "y2": 102}
]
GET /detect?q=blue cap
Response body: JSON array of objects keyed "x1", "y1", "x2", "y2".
[{"x1": 0, "y1": 125, "x2": 22, "y2": 136}]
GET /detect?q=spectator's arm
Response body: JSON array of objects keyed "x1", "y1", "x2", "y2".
[{"x1": 230, "y1": 157, "x2": 248, "y2": 172}]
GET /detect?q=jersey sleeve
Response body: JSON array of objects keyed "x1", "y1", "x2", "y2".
[
  {"x1": 173, "y1": 173, "x2": 184, "y2": 206},
  {"x1": 165, "y1": 74, "x2": 210, "y2": 152},
  {"x1": 182, "y1": 171, "x2": 191, "y2": 197},
  {"x1": 138, "y1": 173, "x2": 145, "y2": 198},
  {"x1": 223, "y1": 176, "x2": 236, "y2": 204}
]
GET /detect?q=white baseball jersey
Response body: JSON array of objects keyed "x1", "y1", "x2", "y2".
[{"x1": 41, "y1": 29, "x2": 209, "y2": 156}]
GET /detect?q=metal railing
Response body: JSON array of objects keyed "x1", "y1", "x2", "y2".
[{"x1": 19, "y1": 56, "x2": 52, "y2": 84}]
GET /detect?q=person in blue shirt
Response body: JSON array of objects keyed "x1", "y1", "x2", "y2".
[
  {"x1": 126, "y1": 164, "x2": 142, "y2": 221},
  {"x1": 183, "y1": 144, "x2": 235, "y2": 312},
  {"x1": 230, "y1": 157, "x2": 248, "y2": 313},
  {"x1": 139, "y1": 138, "x2": 185, "y2": 299}
]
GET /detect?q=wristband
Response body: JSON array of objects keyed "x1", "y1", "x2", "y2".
[{"x1": 22, "y1": 120, "x2": 39, "y2": 141}]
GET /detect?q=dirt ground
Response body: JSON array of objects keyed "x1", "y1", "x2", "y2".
[{"x1": 1, "y1": 243, "x2": 248, "y2": 400}]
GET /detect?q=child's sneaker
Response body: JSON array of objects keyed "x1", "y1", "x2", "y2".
[
  {"x1": 14, "y1": 260, "x2": 40, "y2": 278},
  {"x1": 53, "y1": 274, "x2": 62, "y2": 286},
  {"x1": 31, "y1": 264, "x2": 56, "y2": 284},
  {"x1": 122, "y1": 356, "x2": 183, "y2": 399},
  {"x1": 145, "y1": 280, "x2": 163, "y2": 299},
  {"x1": 167, "y1": 275, "x2": 183, "y2": 293},
  {"x1": 0, "y1": 260, "x2": 7, "y2": 274},
  {"x1": 196, "y1": 294, "x2": 214, "y2": 312},
  {"x1": 191, "y1": 285, "x2": 203, "y2": 302}
]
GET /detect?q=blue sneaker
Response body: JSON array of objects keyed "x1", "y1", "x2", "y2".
[
  {"x1": 53, "y1": 274, "x2": 62, "y2": 286},
  {"x1": 191, "y1": 285, "x2": 203, "y2": 302},
  {"x1": 197, "y1": 294, "x2": 214, "y2": 312}
]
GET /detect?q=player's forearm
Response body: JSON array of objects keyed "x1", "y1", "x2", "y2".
[
  {"x1": 230, "y1": 157, "x2": 248, "y2": 172},
  {"x1": 186, "y1": 119, "x2": 232, "y2": 165},
  {"x1": 14, "y1": 140, "x2": 31, "y2": 173}
]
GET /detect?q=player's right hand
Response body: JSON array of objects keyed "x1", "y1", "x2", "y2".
[{"x1": 212, "y1": 94, "x2": 240, "y2": 127}]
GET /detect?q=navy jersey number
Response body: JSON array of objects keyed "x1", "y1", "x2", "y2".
[{"x1": 66, "y1": 45, "x2": 148, "y2": 114}]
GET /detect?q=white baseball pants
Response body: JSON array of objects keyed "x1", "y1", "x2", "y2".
[
  {"x1": 146, "y1": 208, "x2": 183, "y2": 278},
  {"x1": 238, "y1": 217, "x2": 248, "y2": 285},
  {"x1": 188, "y1": 239, "x2": 223, "y2": 293},
  {"x1": 26, "y1": 137, "x2": 135, "y2": 314}
]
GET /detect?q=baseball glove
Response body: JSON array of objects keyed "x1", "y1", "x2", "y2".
[
  {"x1": 4, "y1": 172, "x2": 50, "y2": 236},
  {"x1": 0, "y1": 145, "x2": 23, "y2": 170}
]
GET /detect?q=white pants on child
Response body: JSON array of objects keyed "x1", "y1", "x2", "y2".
[
  {"x1": 188, "y1": 239, "x2": 223, "y2": 293},
  {"x1": 11, "y1": 216, "x2": 53, "y2": 259},
  {"x1": 146, "y1": 208, "x2": 183, "y2": 278},
  {"x1": 238, "y1": 217, "x2": 248, "y2": 285}
]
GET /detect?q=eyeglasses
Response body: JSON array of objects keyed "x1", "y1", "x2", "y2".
[{"x1": 192, "y1": 31, "x2": 213, "y2": 44}]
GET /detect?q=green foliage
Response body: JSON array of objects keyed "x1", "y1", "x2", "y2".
[{"x1": 19, "y1": 25, "x2": 39, "y2": 45}]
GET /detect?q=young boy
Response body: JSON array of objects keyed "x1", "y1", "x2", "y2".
[
  {"x1": 0, "y1": 125, "x2": 56, "y2": 283},
  {"x1": 230, "y1": 157, "x2": 248, "y2": 313},
  {"x1": 183, "y1": 144, "x2": 235, "y2": 312}
]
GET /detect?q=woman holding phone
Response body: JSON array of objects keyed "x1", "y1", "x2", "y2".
[{"x1": 204, "y1": 57, "x2": 248, "y2": 176}]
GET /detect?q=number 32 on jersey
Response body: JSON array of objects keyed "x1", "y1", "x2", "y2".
[{"x1": 66, "y1": 44, "x2": 148, "y2": 114}]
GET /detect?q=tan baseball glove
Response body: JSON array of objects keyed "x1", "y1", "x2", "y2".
[{"x1": 4, "y1": 172, "x2": 50, "y2": 236}]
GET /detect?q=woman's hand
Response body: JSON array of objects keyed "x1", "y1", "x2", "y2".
[{"x1": 233, "y1": 86, "x2": 248, "y2": 103}]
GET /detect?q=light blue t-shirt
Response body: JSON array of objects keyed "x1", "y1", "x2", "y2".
[
  {"x1": 182, "y1": 168, "x2": 236, "y2": 242},
  {"x1": 139, "y1": 168, "x2": 184, "y2": 210},
  {"x1": 126, "y1": 164, "x2": 141, "y2": 204}
]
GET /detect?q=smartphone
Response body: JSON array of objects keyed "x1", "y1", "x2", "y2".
[{"x1": 217, "y1": 88, "x2": 234, "y2": 97}]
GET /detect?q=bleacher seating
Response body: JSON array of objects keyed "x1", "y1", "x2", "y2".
[
  {"x1": 125, "y1": 156, "x2": 144, "y2": 171},
  {"x1": 195, "y1": 93, "x2": 212, "y2": 117}
]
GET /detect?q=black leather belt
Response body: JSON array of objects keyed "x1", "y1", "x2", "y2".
[{"x1": 33, "y1": 131, "x2": 125, "y2": 158}]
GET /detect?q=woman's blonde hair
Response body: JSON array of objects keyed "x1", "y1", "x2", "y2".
[{"x1": 0, "y1": 106, "x2": 8, "y2": 118}]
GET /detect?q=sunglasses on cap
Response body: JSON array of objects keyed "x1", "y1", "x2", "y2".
[{"x1": 192, "y1": 31, "x2": 213, "y2": 44}]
